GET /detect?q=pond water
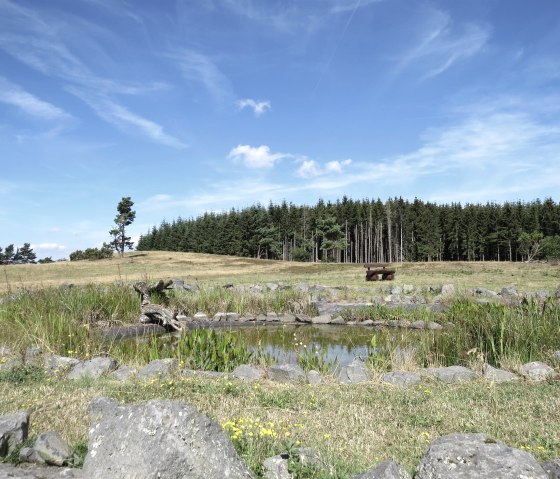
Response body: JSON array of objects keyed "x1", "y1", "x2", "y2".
[{"x1": 222, "y1": 323, "x2": 437, "y2": 368}]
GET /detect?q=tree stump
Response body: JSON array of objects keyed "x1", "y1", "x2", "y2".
[{"x1": 133, "y1": 280, "x2": 183, "y2": 331}]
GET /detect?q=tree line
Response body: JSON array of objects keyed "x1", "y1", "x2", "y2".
[
  {"x1": 136, "y1": 197, "x2": 560, "y2": 263},
  {"x1": 0, "y1": 243, "x2": 52, "y2": 264}
]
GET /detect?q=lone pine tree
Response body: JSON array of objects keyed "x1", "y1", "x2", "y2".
[{"x1": 110, "y1": 197, "x2": 136, "y2": 257}]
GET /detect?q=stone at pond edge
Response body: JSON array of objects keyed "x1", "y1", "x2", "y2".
[
  {"x1": 233, "y1": 364, "x2": 266, "y2": 381},
  {"x1": 66, "y1": 357, "x2": 117, "y2": 380},
  {"x1": 482, "y1": 364, "x2": 520, "y2": 383},
  {"x1": 307, "y1": 370, "x2": 323, "y2": 385},
  {"x1": 82, "y1": 397, "x2": 253, "y2": 479},
  {"x1": 340, "y1": 358, "x2": 370, "y2": 384},
  {"x1": 43, "y1": 355, "x2": 80, "y2": 377},
  {"x1": 421, "y1": 366, "x2": 478, "y2": 383},
  {"x1": 518, "y1": 361, "x2": 555, "y2": 381},
  {"x1": 0, "y1": 411, "x2": 29, "y2": 458},
  {"x1": 268, "y1": 364, "x2": 306, "y2": 384},
  {"x1": 415, "y1": 433, "x2": 548, "y2": 479},
  {"x1": 137, "y1": 358, "x2": 177, "y2": 381},
  {"x1": 352, "y1": 460, "x2": 412, "y2": 479},
  {"x1": 381, "y1": 371, "x2": 422, "y2": 388},
  {"x1": 32, "y1": 431, "x2": 73, "y2": 466}
]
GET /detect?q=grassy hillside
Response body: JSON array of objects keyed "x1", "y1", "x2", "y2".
[{"x1": 2, "y1": 251, "x2": 559, "y2": 292}]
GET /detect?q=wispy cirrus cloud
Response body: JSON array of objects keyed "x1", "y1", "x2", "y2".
[
  {"x1": 0, "y1": 76, "x2": 69, "y2": 120},
  {"x1": 396, "y1": 8, "x2": 491, "y2": 79},
  {"x1": 228, "y1": 144, "x2": 289, "y2": 169},
  {"x1": 69, "y1": 89, "x2": 187, "y2": 148},
  {"x1": 176, "y1": 50, "x2": 234, "y2": 104},
  {"x1": 236, "y1": 98, "x2": 271, "y2": 117}
]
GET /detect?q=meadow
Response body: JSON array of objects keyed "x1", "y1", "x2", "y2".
[{"x1": 1, "y1": 252, "x2": 560, "y2": 477}]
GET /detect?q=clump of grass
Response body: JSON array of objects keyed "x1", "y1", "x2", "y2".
[{"x1": 0, "y1": 364, "x2": 45, "y2": 385}]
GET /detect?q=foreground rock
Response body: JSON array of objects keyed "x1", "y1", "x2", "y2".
[
  {"x1": 0, "y1": 463, "x2": 82, "y2": 478},
  {"x1": 82, "y1": 397, "x2": 253, "y2": 479},
  {"x1": 0, "y1": 412, "x2": 29, "y2": 457},
  {"x1": 415, "y1": 433, "x2": 548, "y2": 479}
]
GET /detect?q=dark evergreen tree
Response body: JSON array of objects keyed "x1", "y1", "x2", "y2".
[{"x1": 109, "y1": 197, "x2": 136, "y2": 256}]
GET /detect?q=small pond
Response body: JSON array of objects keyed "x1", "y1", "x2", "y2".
[{"x1": 209, "y1": 323, "x2": 438, "y2": 368}]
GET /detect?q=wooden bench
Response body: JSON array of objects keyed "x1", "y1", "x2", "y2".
[{"x1": 364, "y1": 263, "x2": 396, "y2": 281}]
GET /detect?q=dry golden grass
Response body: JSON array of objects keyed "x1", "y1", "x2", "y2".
[{"x1": 2, "y1": 250, "x2": 559, "y2": 292}]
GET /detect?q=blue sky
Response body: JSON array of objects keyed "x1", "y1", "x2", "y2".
[{"x1": 1, "y1": 0, "x2": 559, "y2": 259}]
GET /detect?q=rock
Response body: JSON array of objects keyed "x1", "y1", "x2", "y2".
[
  {"x1": 391, "y1": 286, "x2": 402, "y2": 295},
  {"x1": 422, "y1": 366, "x2": 478, "y2": 383},
  {"x1": 249, "y1": 284, "x2": 264, "y2": 293},
  {"x1": 307, "y1": 370, "x2": 323, "y2": 385},
  {"x1": 441, "y1": 284, "x2": 455, "y2": 296},
  {"x1": 266, "y1": 312, "x2": 279, "y2": 322},
  {"x1": 266, "y1": 283, "x2": 279, "y2": 291},
  {"x1": 426, "y1": 321, "x2": 443, "y2": 330},
  {"x1": 262, "y1": 454, "x2": 290, "y2": 479},
  {"x1": 554, "y1": 351, "x2": 560, "y2": 364},
  {"x1": 311, "y1": 314, "x2": 332, "y2": 324},
  {"x1": 361, "y1": 319, "x2": 374, "y2": 326},
  {"x1": 415, "y1": 433, "x2": 548, "y2": 479},
  {"x1": 43, "y1": 355, "x2": 80, "y2": 377},
  {"x1": 408, "y1": 320, "x2": 426, "y2": 329},
  {"x1": 0, "y1": 412, "x2": 29, "y2": 458},
  {"x1": 232, "y1": 364, "x2": 266, "y2": 381},
  {"x1": 268, "y1": 364, "x2": 306, "y2": 384},
  {"x1": 340, "y1": 358, "x2": 370, "y2": 384},
  {"x1": 213, "y1": 312, "x2": 226, "y2": 322},
  {"x1": 519, "y1": 361, "x2": 555, "y2": 381},
  {"x1": 475, "y1": 288, "x2": 498, "y2": 297},
  {"x1": 541, "y1": 459, "x2": 560, "y2": 478},
  {"x1": 23, "y1": 347, "x2": 42, "y2": 366},
  {"x1": 82, "y1": 397, "x2": 253, "y2": 479},
  {"x1": 183, "y1": 283, "x2": 199, "y2": 293},
  {"x1": 19, "y1": 446, "x2": 45, "y2": 465},
  {"x1": 403, "y1": 284, "x2": 415, "y2": 294},
  {"x1": 110, "y1": 365, "x2": 137, "y2": 381},
  {"x1": 66, "y1": 357, "x2": 117, "y2": 380},
  {"x1": 500, "y1": 285, "x2": 518, "y2": 297},
  {"x1": 278, "y1": 314, "x2": 296, "y2": 323},
  {"x1": 295, "y1": 283, "x2": 309, "y2": 292},
  {"x1": 330, "y1": 316, "x2": 346, "y2": 325},
  {"x1": 32, "y1": 431, "x2": 73, "y2": 466},
  {"x1": 226, "y1": 312, "x2": 240, "y2": 322},
  {"x1": 381, "y1": 371, "x2": 422, "y2": 388},
  {"x1": 0, "y1": 345, "x2": 14, "y2": 358},
  {"x1": 171, "y1": 278, "x2": 185, "y2": 289},
  {"x1": 294, "y1": 447, "x2": 323, "y2": 468},
  {"x1": 352, "y1": 460, "x2": 411, "y2": 478},
  {"x1": 295, "y1": 314, "x2": 312, "y2": 324},
  {"x1": 535, "y1": 290, "x2": 550, "y2": 300},
  {"x1": 0, "y1": 463, "x2": 82, "y2": 478},
  {"x1": 137, "y1": 358, "x2": 177, "y2": 381},
  {"x1": 482, "y1": 364, "x2": 520, "y2": 383},
  {"x1": 193, "y1": 312, "x2": 208, "y2": 321}
]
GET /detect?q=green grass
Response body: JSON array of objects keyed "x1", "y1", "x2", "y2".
[{"x1": 1, "y1": 373, "x2": 559, "y2": 477}]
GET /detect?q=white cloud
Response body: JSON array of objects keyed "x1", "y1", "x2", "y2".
[
  {"x1": 236, "y1": 98, "x2": 271, "y2": 117},
  {"x1": 296, "y1": 158, "x2": 352, "y2": 178},
  {"x1": 0, "y1": 76, "x2": 69, "y2": 120},
  {"x1": 329, "y1": 0, "x2": 382, "y2": 14},
  {"x1": 31, "y1": 243, "x2": 67, "y2": 252},
  {"x1": 396, "y1": 8, "x2": 490, "y2": 79},
  {"x1": 228, "y1": 144, "x2": 287, "y2": 169}
]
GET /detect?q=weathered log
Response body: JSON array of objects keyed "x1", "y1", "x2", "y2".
[
  {"x1": 133, "y1": 280, "x2": 183, "y2": 331},
  {"x1": 133, "y1": 279, "x2": 173, "y2": 304}
]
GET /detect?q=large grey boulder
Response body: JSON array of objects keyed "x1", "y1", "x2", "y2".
[
  {"x1": 541, "y1": 459, "x2": 560, "y2": 478},
  {"x1": 32, "y1": 431, "x2": 73, "y2": 466},
  {"x1": 415, "y1": 433, "x2": 548, "y2": 479},
  {"x1": 519, "y1": 361, "x2": 555, "y2": 381},
  {"x1": 422, "y1": 366, "x2": 478, "y2": 384},
  {"x1": 66, "y1": 357, "x2": 117, "y2": 380},
  {"x1": 352, "y1": 460, "x2": 411, "y2": 478},
  {"x1": 0, "y1": 412, "x2": 29, "y2": 457},
  {"x1": 109, "y1": 365, "x2": 137, "y2": 381},
  {"x1": 268, "y1": 364, "x2": 306, "y2": 384},
  {"x1": 82, "y1": 397, "x2": 253, "y2": 479},
  {"x1": 43, "y1": 355, "x2": 80, "y2": 377},
  {"x1": 340, "y1": 358, "x2": 371, "y2": 384}
]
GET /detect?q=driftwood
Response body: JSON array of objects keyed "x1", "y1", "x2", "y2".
[{"x1": 133, "y1": 280, "x2": 183, "y2": 331}]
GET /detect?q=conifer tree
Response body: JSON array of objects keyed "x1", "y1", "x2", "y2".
[{"x1": 109, "y1": 197, "x2": 136, "y2": 257}]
